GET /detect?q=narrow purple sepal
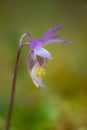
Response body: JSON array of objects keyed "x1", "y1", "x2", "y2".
[
  {"x1": 38, "y1": 25, "x2": 63, "y2": 42},
  {"x1": 42, "y1": 39, "x2": 72, "y2": 46}
]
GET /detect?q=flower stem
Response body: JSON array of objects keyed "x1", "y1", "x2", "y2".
[{"x1": 6, "y1": 46, "x2": 22, "y2": 130}]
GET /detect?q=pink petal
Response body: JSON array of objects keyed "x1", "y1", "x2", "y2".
[{"x1": 34, "y1": 47, "x2": 52, "y2": 59}]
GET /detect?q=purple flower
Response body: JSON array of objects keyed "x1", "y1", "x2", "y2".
[{"x1": 20, "y1": 25, "x2": 71, "y2": 88}]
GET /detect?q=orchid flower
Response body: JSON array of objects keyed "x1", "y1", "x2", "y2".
[
  {"x1": 20, "y1": 25, "x2": 71, "y2": 88},
  {"x1": 6, "y1": 25, "x2": 71, "y2": 130}
]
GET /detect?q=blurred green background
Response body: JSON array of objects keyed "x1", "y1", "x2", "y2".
[{"x1": 0, "y1": 0, "x2": 87, "y2": 130}]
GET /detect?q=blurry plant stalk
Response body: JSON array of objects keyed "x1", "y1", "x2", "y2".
[{"x1": 6, "y1": 40, "x2": 28, "y2": 130}]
